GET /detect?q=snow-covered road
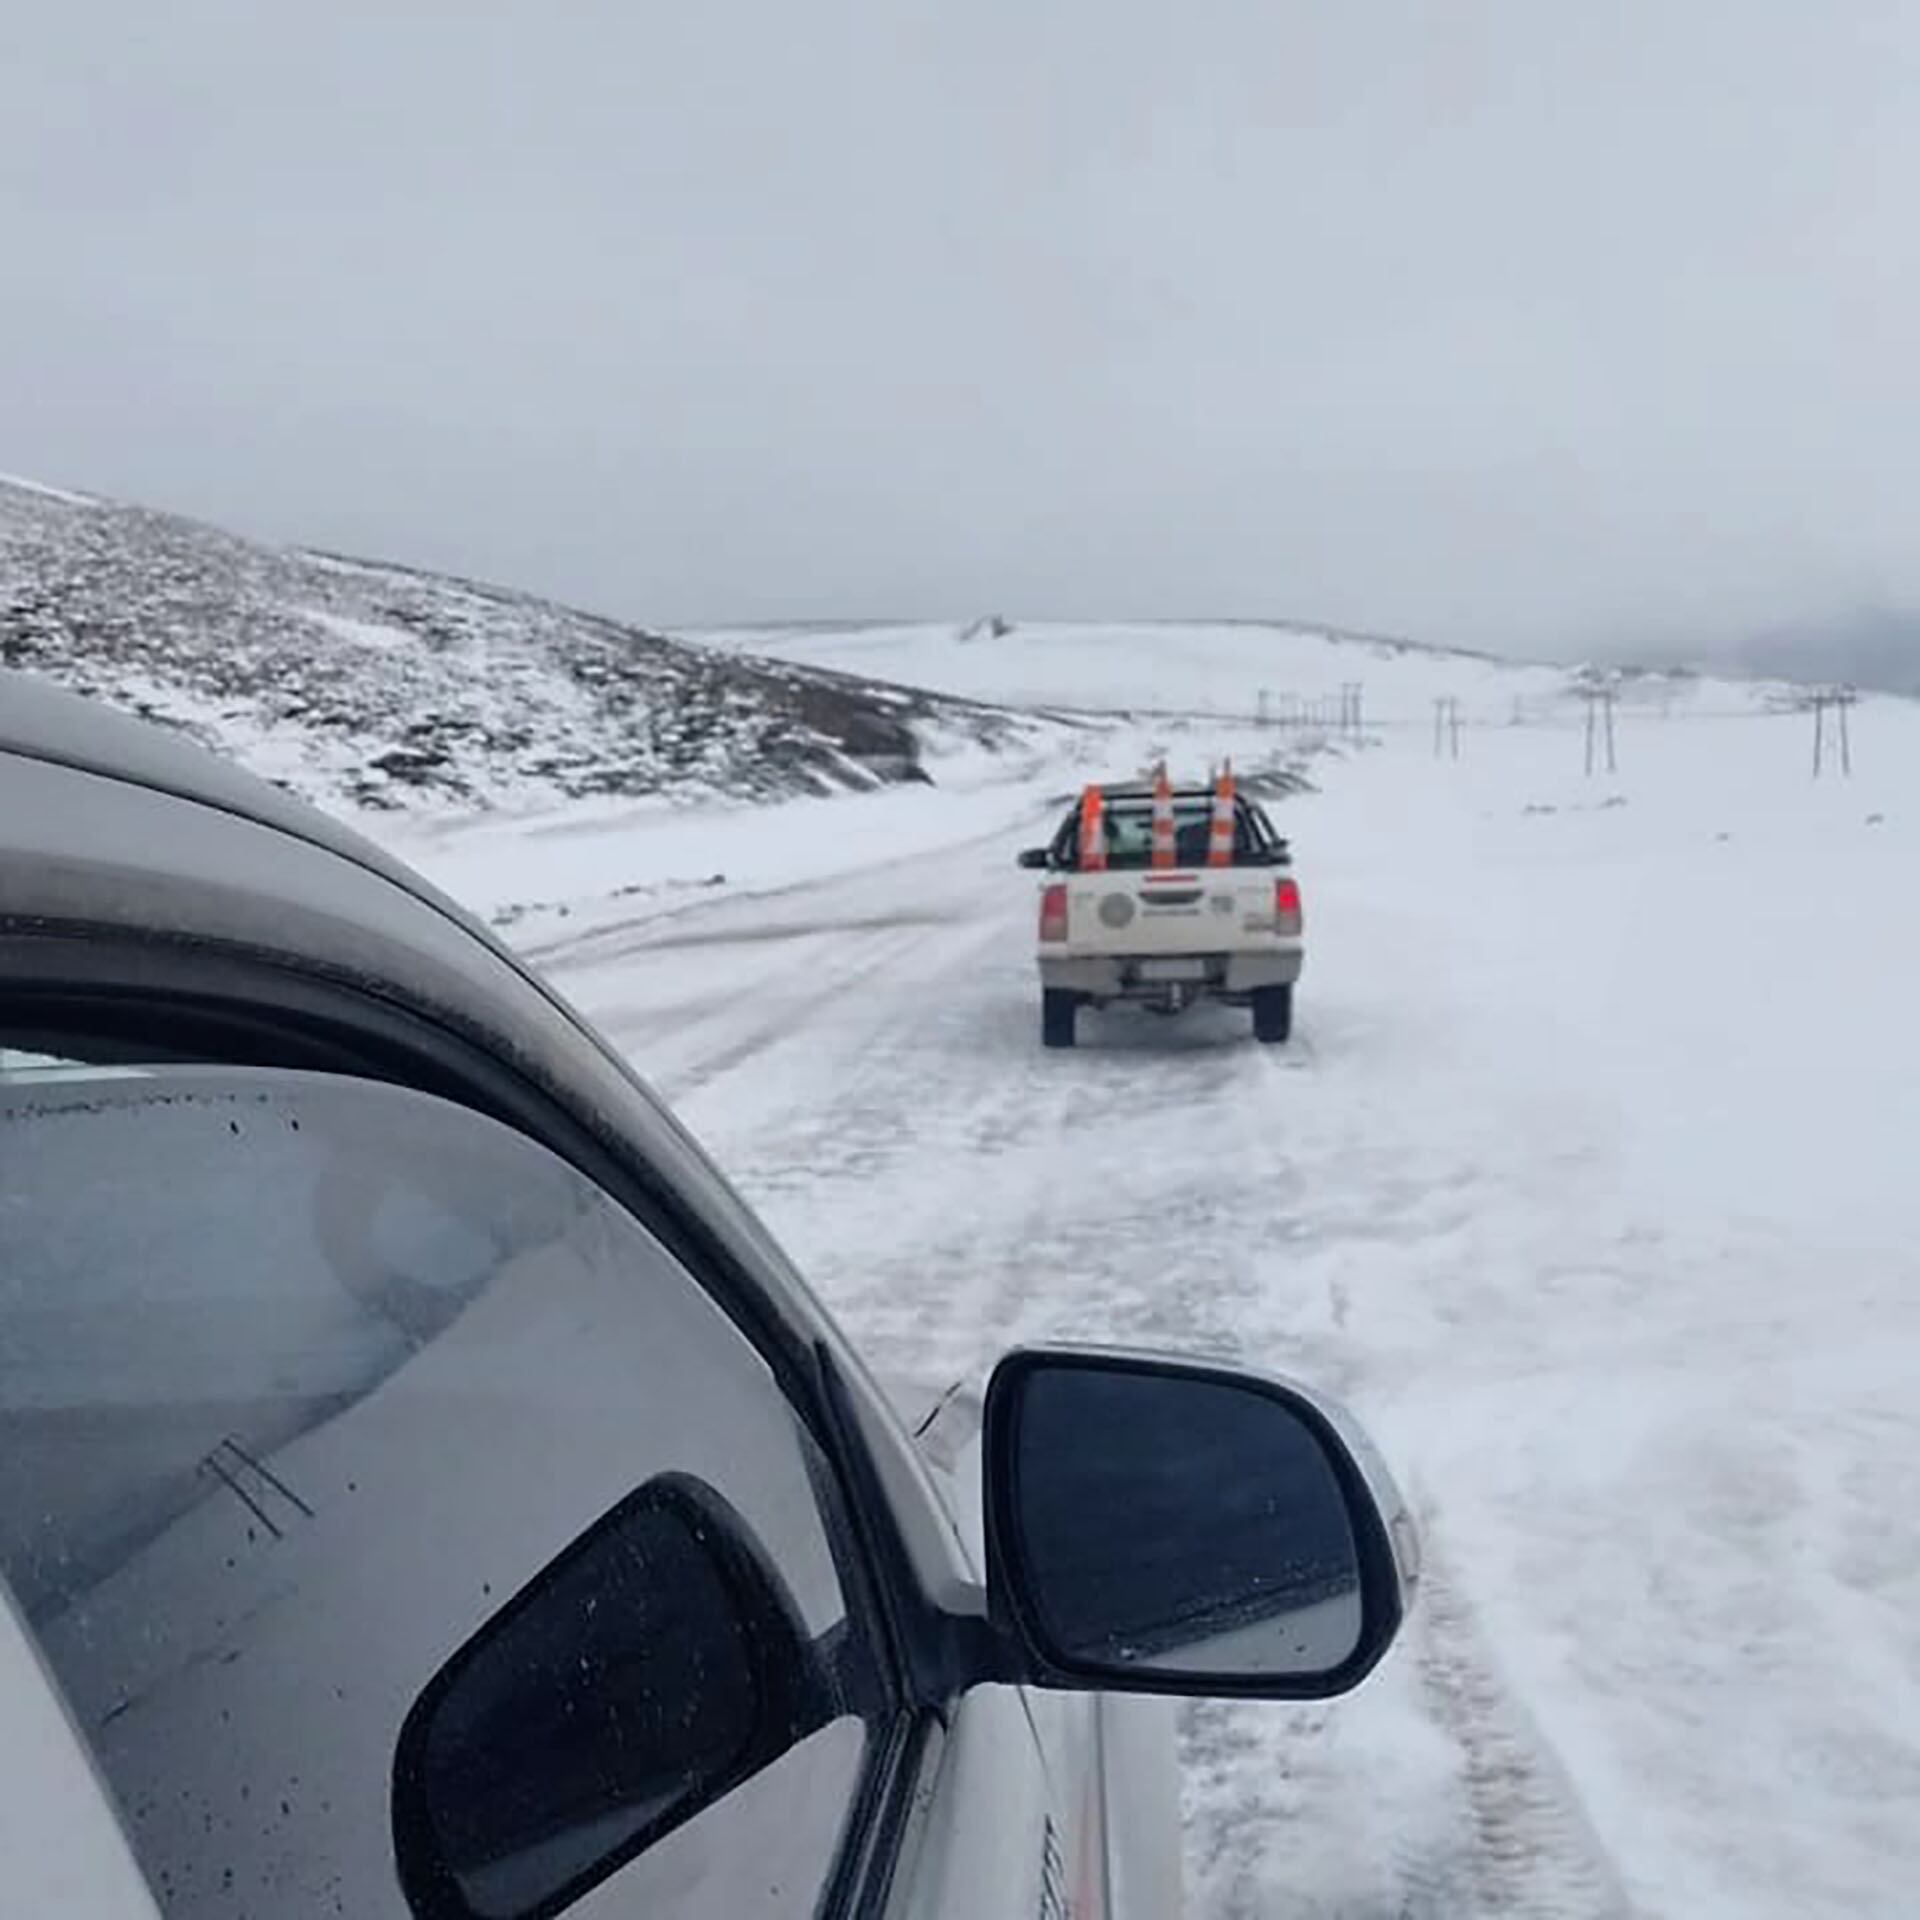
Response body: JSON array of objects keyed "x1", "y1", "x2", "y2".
[{"x1": 422, "y1": 702, "x2": 1920, "y2": 1918}]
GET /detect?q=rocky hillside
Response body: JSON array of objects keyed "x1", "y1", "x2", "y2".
[{"x1": 0, "y1": 474, "x2": 1044, "y2": 814}]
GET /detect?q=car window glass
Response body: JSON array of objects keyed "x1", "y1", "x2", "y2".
[
  {"x1": 1099, "y1": 800, "x2": 1214, "y2": 867},
  {"x1": 0, "y1": 1068, "x2": 886, "y2": 1920}
]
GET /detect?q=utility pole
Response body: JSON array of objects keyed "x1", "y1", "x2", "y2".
[
  {"x1": 1433, "y1": 697, "x2": 1461, "y2": 760},
  {"x1": 1583, "y1": 687, "x2": 1618, "y2": 776},
  {"x1": 1812, "y1": 687, "x2": 1856, "y2": 779},
  {"x1": 1339, "y1": 681, "x2": 1365, "y2": 743}
]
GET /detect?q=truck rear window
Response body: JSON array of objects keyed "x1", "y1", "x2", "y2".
[
  {"x1": 1057, "y1": 800, "x2": 1272, "y2": 870},
  {"x1": 1104, "y1": 803, "x2": 1208, "y2": 867}
]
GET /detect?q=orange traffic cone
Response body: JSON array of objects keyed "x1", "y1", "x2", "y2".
[
  {"x1": 1150, "y1": 761, "x2": 1178, "y2": 869},
  {"x1": 1078, "y1": 784, "x2": 1108, "y2": 871},
  {"x1": 1207, "y1": 760, "x2": 1236, "y2": 867}
]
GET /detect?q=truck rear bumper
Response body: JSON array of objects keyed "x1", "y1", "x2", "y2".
[{"x1": 1040, "y1": 948, "x2": 1303, "y2": 998}]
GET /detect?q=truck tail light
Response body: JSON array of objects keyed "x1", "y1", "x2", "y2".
[
  {"x1": 1274, "y1": 876, "x2": 1303, "y2": 937},
  {"x1": 1039, "y1": 883, "x2": 1070, "y2": 943}
]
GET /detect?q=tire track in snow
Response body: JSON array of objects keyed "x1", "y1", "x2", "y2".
[
  {"x1": 544, "y1": 860, "x2": 1089, "y2": 1395},
  {"x1": 650, "y1": 925, "x2": 934, "y2": 1104},
  {"x1": 703, "y1": 920, "x2": 1101, "y2": 1387},
  {"x1": 546, "y1": 905, "x2": 952, "y2": 1109},
  {"x1": 1410, "y1": 1545, "x2": 1644, "y2": 1920}
]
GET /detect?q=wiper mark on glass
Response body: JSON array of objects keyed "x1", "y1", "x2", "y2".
[{"x1": 199, "y1": 1436, "x2": 315, "y2": 1540}]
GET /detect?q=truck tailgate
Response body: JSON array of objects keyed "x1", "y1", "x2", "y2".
[{"x1": 1067, "y1": 869, "x2": 1275, "y2": 954}]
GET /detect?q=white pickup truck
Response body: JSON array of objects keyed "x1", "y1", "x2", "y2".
[{"x1": 1018, "y1": 774, "x2": 1305, "y2": 1049}]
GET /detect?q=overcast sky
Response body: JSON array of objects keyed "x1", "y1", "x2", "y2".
[{"x1": 4, "y1": 3, "x2": 1919, "y2": 653}]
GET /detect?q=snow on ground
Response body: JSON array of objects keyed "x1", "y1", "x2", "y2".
[
  {"x1": 385, "y1": 713, "x2": 1313, "y2": 947},
  {"x1": 678, "y1": 618, "x2": 1770, "y2": 729},
  {"x1": 368, "y1": 685, "x2": 1920, "y2": 1918}
]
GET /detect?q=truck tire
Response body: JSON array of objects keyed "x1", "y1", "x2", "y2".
[
  {"x1": 1042, "y1": 990, "x2": 1079, "y2": 1050},
  {"x1": 1252, "y1": 984, "x2": 1293, "y2": 1044}
]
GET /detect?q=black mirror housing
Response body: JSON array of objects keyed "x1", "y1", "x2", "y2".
[
  {"x1": 392, "y1": 1476, "x2": 829, "y2": 1920},
  {"x1": 979, "y1": 1347, "x2": 1414, "y2": 1701},
  {"x1": 1016, "y1": 848, "x2": 1052, "y2": 871}
]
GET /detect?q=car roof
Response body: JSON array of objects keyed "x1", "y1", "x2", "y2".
[
  {"x1": 0, "y1": 669, "x2": 847, "y2": 1361},
  {"x1": 0, "y1": 669, "x2": 483, "y2": 931}
]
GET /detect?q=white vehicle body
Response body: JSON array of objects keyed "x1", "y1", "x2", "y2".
[
  {"x1": 1026, "y1": 782, "x2": 1306, "y2": 1047},
  {"x1": 0, "y1": 675, "x2": 1408, "y2": 1920},
  {"x1": 883, "y1": 1376, "x2": 1187, "y2": 1919}
]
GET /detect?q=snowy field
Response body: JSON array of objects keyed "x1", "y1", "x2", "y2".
[
  {"x1": 375, "y1": 660, "x2": 1920, "y2": 1919},
  {"x1": 679, "y1": 617, "x2": 1728, "y2": 725}
]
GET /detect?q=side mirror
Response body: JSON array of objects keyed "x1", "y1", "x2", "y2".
[
  {"x1": 981, "y1": 1348, "x2": 1414, "y2": 1699},
  {"x1": 392, "y1": 1476, "x2": 829, "y2": 1920},
  {"x1": 1017, "y1": 848, "x2": 1052, "y2": 871}
]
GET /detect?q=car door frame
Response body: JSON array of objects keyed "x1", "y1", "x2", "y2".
[{"x1": 0, "y1": 924, "x2": 949, "y2": 1920}]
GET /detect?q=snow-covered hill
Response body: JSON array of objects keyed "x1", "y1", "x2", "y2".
[
  {"x1": 0, "y1": 478, "x2": 1051, "y2": 815},
  {"x1": 679, "y1": 617, "x2": 1789, "y2": 727}
]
